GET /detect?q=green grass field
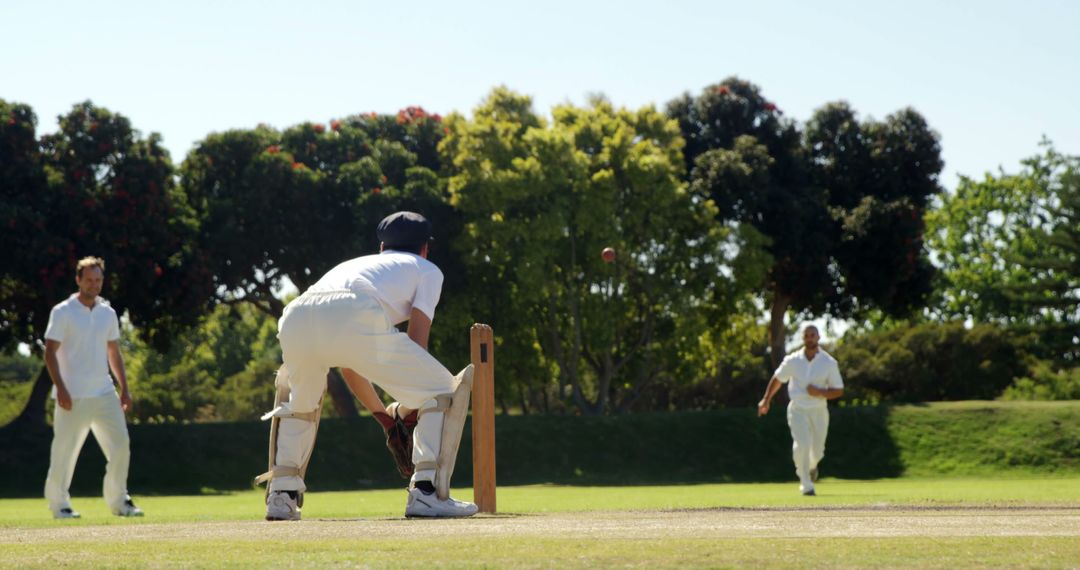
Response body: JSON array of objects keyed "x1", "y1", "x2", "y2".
[{"x1": 2, "y1": 477, "x2": 1078, "y2": 568}]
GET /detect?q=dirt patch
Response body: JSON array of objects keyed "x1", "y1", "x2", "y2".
[{"x1": 3, "y1": 507, "x2": 1079, "y2": 544}]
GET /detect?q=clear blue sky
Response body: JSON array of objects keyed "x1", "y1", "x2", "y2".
[{"x1": 4, "y1": 0, "x2": 1078, "y2": 190}]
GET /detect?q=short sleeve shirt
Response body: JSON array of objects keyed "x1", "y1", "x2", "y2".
[
  {"x1": 310, "y1": 251, "x2": 444, "y2": 324},
  {"x1": 43, "y1": 294, "x2": 120, "y2": 399},
  {"x1": 772, "y1": 348, "x2": 844, "y2": 409}
]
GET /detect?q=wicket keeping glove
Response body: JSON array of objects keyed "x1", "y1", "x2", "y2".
[{"x1": 373, "y1": 404, "x2": 417, "y2": 478}]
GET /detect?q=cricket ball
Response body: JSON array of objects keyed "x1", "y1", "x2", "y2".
[{"x1": 601, "y1": 247, "x2": 616, "y2": 263}]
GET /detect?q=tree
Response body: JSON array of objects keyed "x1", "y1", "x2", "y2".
[
  {"x1": 123, "y1": 302, "x2": 280, "y2": 423},
  {"x1": 1008, "y1": 146, "x2": 1080, "y2": 361},
  {"x1": 927, "y1": 143, "x2": 1079, "y2": 360},
  {"x1": 807, "y1": 103, "x2": 940, "y2": 318},
  {"x1": 670, "y1": 79, "x2": 943, "y2": 367},
  {"x1": 0, "y1": 100, "x2": 48, "y2": 353},
  {"x1": 442, "y1": 88, "x2": 760, "y2": 414},
  {"x1": 0, "y1": 100, "x2": 213, "y2": 429},
  {"x1": 181, "y1": 125, "x2": 348, "y2": 316}
]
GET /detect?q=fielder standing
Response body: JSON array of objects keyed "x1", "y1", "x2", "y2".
[
  {"x1": 757, "y1": 325, "x2": 844, "y2": 496},
  {"x1": 43, "y1": 257, "x2": 143, "y2": 518},
  {"x1": 258, "y1": 211, "x2": 478, "y2": 520}
]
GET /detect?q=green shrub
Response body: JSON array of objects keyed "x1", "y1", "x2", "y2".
[
  {"x1": 834, "y1": 321, "x2": 1027, "y2": 402},
  {"x1": 125, "y1": 304, "x2": 280, "y2": 423},
  {"x1": 1001, "y1": 362, "x2": 1080, "y2": 401}
]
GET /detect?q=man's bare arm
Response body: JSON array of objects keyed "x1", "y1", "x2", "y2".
[
  {"x1": 340, "y1": 368, "x2": 388, "y2": 414},
  {"x1": 808, "y1": 386, "x2": 844, "y2": 400},
  {"x1": 107, "y1": 341, "x2": 132, "y2": 411},
  {"x1": 407, "y1": 308, "x2": 432, "y2": 350},
  {"x1": 44, "y1": 339, "x2": 72, "y2": 411},
  {"x1": 757, "y1": 377, "x2": 783, "y2": 416}
]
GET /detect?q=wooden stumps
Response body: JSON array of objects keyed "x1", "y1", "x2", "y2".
[{"x1": 469, "y1": 323, "x2": 496, "y2": 513}]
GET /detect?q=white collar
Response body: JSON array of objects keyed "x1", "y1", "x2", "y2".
[{"x1": 67, "y1": 293, "x2": 104, "y2": 309}]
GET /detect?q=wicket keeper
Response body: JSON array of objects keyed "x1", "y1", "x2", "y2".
[{"x1": 257, "y1": 211, "x2": 478, "y2": 520}]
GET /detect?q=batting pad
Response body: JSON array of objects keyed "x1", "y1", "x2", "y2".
[
  {"x1": 255, "y1": 365, "x2": 323, "y2": 503},
  {"x1": 435, "y1": 364, "x2": 474, "y2": 501}
]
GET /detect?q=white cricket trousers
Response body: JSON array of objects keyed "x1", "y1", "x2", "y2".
[
  {"x1": 44, "y1": 393, "x2": 131, "y2": 513},
  {"x1": 270, "y1": 289, "x2": 455, "y2": 493},
  {"x1": 786, "y1": 403, "x2": 829, "y2": 491}
]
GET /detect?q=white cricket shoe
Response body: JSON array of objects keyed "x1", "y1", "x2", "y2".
[
  {"x1": 53, "y1": 507, "x2": 81, "y2": 519},
  {"x1": 404, "y1": 488, "x2": 479, "y2": 518},
  {"x1": 266, "y1": 491, "x2": 301, "y2": 521},
  {"x1": 114, "y1": 498, "x2": 144, "y2": 517}
]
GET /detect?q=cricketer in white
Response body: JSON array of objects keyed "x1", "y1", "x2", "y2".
[
  {"x1": 43, "y1": 257, "x2": 143, "y2": 519},
  {"x1": 259, "y1": 211, "x2": 478, "y2": 520},
  {"x1": 757, "y1": 325, "x2": 845, "y2": 496}
]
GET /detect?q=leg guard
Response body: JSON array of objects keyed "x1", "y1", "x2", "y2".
[
  {"x1": 412, "y1": 365, "x2": 474, "y2": 501},
  {"x1": 255, "y1": 365, "x2": 323, "y2": 506}
]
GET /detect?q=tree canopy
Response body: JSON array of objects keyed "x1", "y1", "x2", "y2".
[
  {"x1": 670, "y1": 78, "x2": 943, "y2": 366},
  {"x1": 442, "y1": 88, "x2": 765, "y2": 414},
  {"x1": 4, "y1": 83, "x2": 1072, "y2": 421},
  {"x1": 927, "y1": 143, "x2": 1079, "y2": 361}
]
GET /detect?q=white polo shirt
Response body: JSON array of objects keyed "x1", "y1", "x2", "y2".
[
  {"x1": 43, "y1": 294, "x2": 121, "y2": 400},
  {"x1": 773, "y1": 348, "x2": 844, "y2": 409},
  {"x1": 310, "y1": 251, "x2": 444, "y2": 324}
]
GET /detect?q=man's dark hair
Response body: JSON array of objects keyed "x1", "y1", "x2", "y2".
[{"x1": 377, "y1": 211, "x2": 432, "y2": 255}]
